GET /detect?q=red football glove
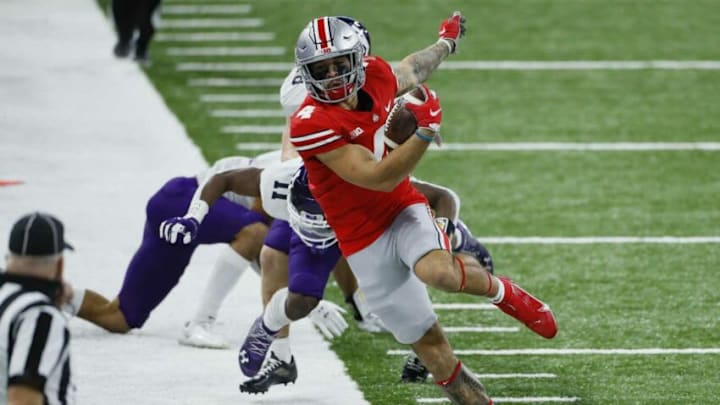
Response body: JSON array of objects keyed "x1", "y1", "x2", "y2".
[
  {"x1": 403, "y1": 84, "x2": 442, "y2": 143},
  {"x1": 438, "y1": 11, "x2": 466, "y2": 54}
]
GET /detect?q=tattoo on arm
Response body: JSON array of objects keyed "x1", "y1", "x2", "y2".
[{"x1": 396, "y1": 42, "x2": 450, "y2": 95}]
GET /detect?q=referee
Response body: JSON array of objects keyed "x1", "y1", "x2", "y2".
[{"x1": 1, "y1": 212, "x2": 76, "y2": 405}]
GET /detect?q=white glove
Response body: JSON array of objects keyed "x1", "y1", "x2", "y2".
[{"x1": 308, "y1": 299, "x2": 348, "y2": 339}]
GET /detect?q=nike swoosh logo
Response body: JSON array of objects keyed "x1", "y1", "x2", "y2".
[
  {"x1": 429, "y1": 108, "x2": 441, "y2": 117},
  {"x1": 384, "y1": 101, "x2": 392, "y2": 112},
  {"x1": 439, "y1": 28, "x2": 446, "y2": 36}
]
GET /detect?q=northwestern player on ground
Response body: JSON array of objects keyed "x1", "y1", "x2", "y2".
[{"x1": 62, "y1": 153, "x2": 279, "y2": 342}]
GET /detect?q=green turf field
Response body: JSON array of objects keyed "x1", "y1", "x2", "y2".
[{"x1": 99, "y1": 0, "x2": 720, "y2": 403}]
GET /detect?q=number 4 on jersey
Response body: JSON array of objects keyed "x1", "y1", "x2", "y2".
[{"x1": 296, "y1": 105, "x2": 316, "y2": 120}]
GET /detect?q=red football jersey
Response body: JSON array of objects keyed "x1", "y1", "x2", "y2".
[{"x1": 290, "y1": 56, "x2": 428, "y2": 256}]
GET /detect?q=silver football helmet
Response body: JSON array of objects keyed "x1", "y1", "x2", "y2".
[{"x1": 295, "y1": 16, "x2": 366, "y2": 103}]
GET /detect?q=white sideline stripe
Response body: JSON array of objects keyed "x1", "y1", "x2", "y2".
[
  {"x1": 161, "y1": 18, "x2": 263, "y2": 28},
  {"x1": 388, "y1": 348, "x2": 720, "y2": 356},
  {"x1": 210, "y1": 109, "x2": 285, "y2": 117},
  {"x1": 189, "y1": 78, "x2": 283, "y2": 87},
  {"x1": 439, "y1": 60, "x2": 720, "y2": 70},
  {"x1": 177, "y1": 62, "x2": 291, "y2": 71},
  {"x1": 232, "y1": 142, "x2": 720, "y2": 152},
  {"x1": 476, "y1": 373, "x2": 557, "y2": 379},
  {"x1": 162, "y1": 5, "x2": 252, "y2": 14},
  {"x1": 479, "y1": 236, "x2": 720, "y2": 244},
  {"x1": 156, "y1": 32, "x2": 275, "y2": 42},
  {"x1": 418, "y1": 397, "x2": 580, "y2": 403},
  {"x1": 427, "y1": 373, "x2": 556, "y2": 379},
  {"x1": 434, "y1": 142, "x2": 720, "y2": 151},
  {"x1": 167, "y1": 46, "x2": 285, "y2": 56},
  {"x1": 222, "y1": 125, "x2": 285, "y2": 134},
  {"x1": 172, "y1": 60, "x2": 720, "y2": 72},
  {"x1": 201, "y1": 94, "x2": 279, "y2": 102},
  {"x1": 443, "y1": 326, "x2": 520, "y2": 333},
  {"x1": 433, "y1": 303, "x2": 496, "y2": 310}
]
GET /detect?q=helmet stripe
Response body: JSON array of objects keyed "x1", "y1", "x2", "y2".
[{"x1": 314, "y1": 17, "x2": 331, "y2": 50}]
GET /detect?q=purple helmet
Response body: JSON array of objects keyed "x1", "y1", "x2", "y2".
[{"x1": 287, "y1": 166, "x2": 337, "y2": 250}]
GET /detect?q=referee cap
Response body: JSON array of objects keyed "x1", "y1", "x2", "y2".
[{"x1": 8, "y1": 212, "x2": 74, "y2": 256}]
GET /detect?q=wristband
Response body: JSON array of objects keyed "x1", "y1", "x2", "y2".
[
  {"x1": 415, "y1": 130, "x2": 435, "y2": 143},
  {"x1": 437, "y1": 38, "x2": 455, "y2": 54},
  {"x1": 186, "y1": 199, "x2": 209, "y2": 222}
]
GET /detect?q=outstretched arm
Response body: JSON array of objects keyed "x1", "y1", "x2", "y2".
[
  {"x1": 198, "y1": 167, "x2": 263, "y2": 204},
  {"x1": 395, "y1": 12, "x2": 466, "y2": 94}
]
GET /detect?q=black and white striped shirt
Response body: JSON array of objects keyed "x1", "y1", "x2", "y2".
[{"x1": 0, "y1": 273, "x2": 75, "y2": 405}]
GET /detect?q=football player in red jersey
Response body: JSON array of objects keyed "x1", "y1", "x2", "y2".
[{"x1": 284, "y1": 14, "x2": 557, "y2": 404}]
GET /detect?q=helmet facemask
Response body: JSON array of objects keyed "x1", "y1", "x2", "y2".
[{"x1": 287, "y1": 167, "x2": 338, "y2": 251}]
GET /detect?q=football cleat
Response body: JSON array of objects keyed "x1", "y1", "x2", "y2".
[
  {"x1": 239, "y1": 352, "x2": 297, "y2": 394},
  {"x1": 494, "y1": 277, "x2": 557, "y2": 339},
  {"x1": 400, "y1": 352, "x2": 429, "y2": 383},
  {"x1": 178, "y1": 318, "x2": 229, "y2": 349},
  {"x1": 238, "y1": 316, "x2": 278, "y2": 377}
]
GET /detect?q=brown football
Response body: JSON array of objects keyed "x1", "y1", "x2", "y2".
[{"x1": 384, "y1": 87, "x2": 424, "y2": 148}]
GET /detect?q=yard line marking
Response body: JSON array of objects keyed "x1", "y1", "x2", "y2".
[
  {"x1": 233, "y1": 142, "x2": 720, "y2": 152},
  {"x1": 177, "y1": 62, "x2": 291, "y2": 71},
  {"x1": 167, "y1": 46, "x2": 285, "y2": 56},
  {"x1": 439, "y1": 60, "x2": 720, "y2": 70},
  {"x1": 433, "y1": 303, "x2": 496, "y2": 310},
  {"x1": 201, "y1": 94, "x2": 279, "y2": 102},
  {"x1": 429, "y1": 373, "x2": 556, "y2": 380},
  {"x1": 475, "y1": 373, "x2": 557, "y2": 379},
  {"x1": 222, "y1": 125, "x2": 285, "y2": 134},
  {"x1": 479, "y1": 236, "x2": 720, "y2": 244},
  {"x1": 172, "y1": 60, "x2": 720, "y2": 72},
  {"x1": 189, "y1": 78, "x2": 284, "y2": 87},
  {"x1": 388, "y1": 348, "x2": 720, "y2": 356},
  {"x1": 156, "y1": 32, "x2": 275, "y2": 42},
  {"x1": 443, "y1": 326, "x2": 520, "y2": 333},
  {"x1": 211, "y1": 109, "x2": 285, "y2": 118},
  {"x1": 434, "y1": 142, "x2": 720, "y2": 151},
  {"x1": 161, "y1": 18, "x2": 263, "y2": 28},
  {"x1": 162, "y1": 5, "x2": 252, "y2": 14},
  {"x1": 418, "y1": 397, "x2": 580, "y2": 403}
]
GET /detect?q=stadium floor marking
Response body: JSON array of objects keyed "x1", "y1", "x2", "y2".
[
  {"x1": 162, "y1": 4, "x2": 251, "y2": 14},
  {"x1": 156, "y1": 32, "x2": 275, "y2": 42},
  {"x1": 418, "y1": 396, "x2": 580, "y2": 403},
  {"x1": 211, "y1": 109, "x2": 285, "y2": 117},
  {"x1": 167, "y1": 46, "x2": 285, "y2": 56},
  {"x1": 175, "y1": 60, "x2": 720, "y2": 72},
  {"x1": 190, "y1": 78, "x2": 283, "y2": 87},
  {"x1": 433, "y1": 303, "x2": 496, "y2": 310},
  {"x1": 222, "y1": 125, "x2": 285, "y2": 134},
  {"x1": 201, "y1": 94, "x2": 279, "y2": 102},
  {"x1": 234, "y1": 142, "x2": 720, "y2": 151},
  {"x1": 474, "y1": 373, "x2": 556, "y2": 379},
  {"x1": 162, "y1": 18, "x2": 263, "y2": 29},
  {"x1": 388, "y1": 348, "x2": 720, "y2": 356},
  {"x1": 479, "y1": 236, "x2": 720, "y2": 244},
  {"x1": 443, "y1": 326, "x2": 519, "y2": 333}
]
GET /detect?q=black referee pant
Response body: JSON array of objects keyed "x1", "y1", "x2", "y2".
[{"x1": 112, "y1": 0, "x2": 162, "y2": 58}]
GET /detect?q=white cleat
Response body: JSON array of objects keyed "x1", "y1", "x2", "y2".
[
  {"x1": 178, "y1": 320, "x2": 230, "y2": 349},
  {"x1": 356, "y1": 312, "x2": 390, "y2": 333}
]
